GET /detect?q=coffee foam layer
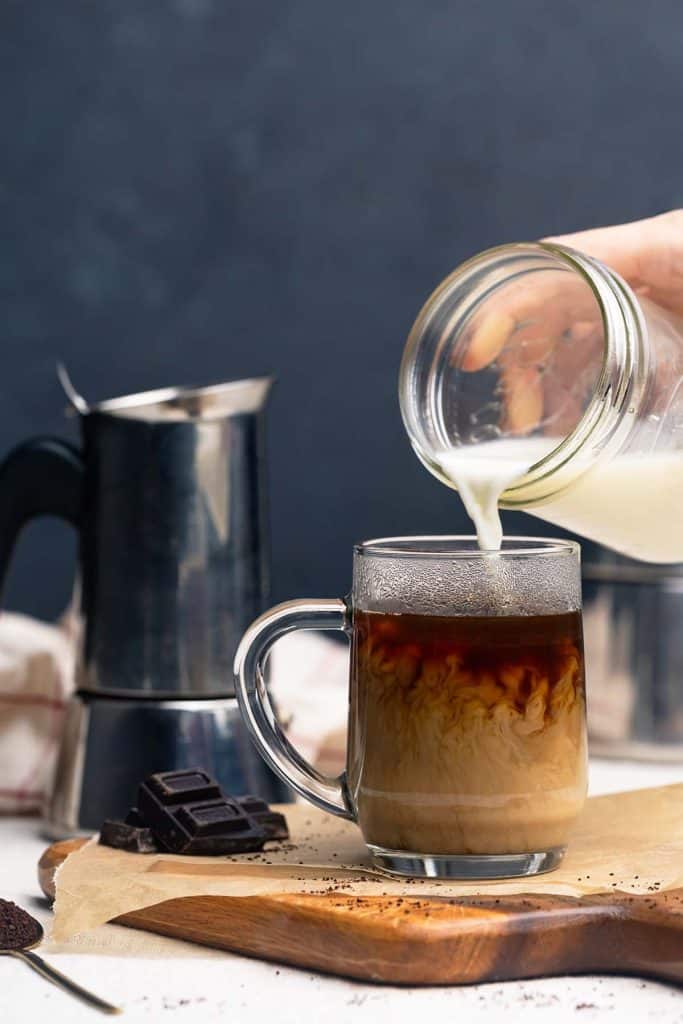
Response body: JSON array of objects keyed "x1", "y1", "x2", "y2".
[{"x1": 353, "y1": 550, "x2": 580, "y2": 617}]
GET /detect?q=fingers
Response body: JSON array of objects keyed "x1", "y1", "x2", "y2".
[
  {"x1": 452, "y1": 210, "x2": 683, "y2": 440},
  {"x1": 460, "y1": 209, "x2": 683, "y2": 376},
  {"x1": 453, "y1": 269, "x2": 603, "y2": 437},
  {"x1": 549, "y1": 209, "x2": 683, "y2": 316},
  {"x1": 459, "y1": 310, "x2": 514, "y2": 372},
  {"x1": 500, "y1": 326, "x2": 602, "y2": 439},
  {"x1": 545, "y1": 220, "x2": 646, "y2": 283},
  {"x1": 539, "y1": 325, "x2": 604, "y2": 438},
  {"x1": 457, "y1": 271, "x2": 600, "y2": 377},
  {"x1": 500, "y1": 368, "x2": 544, "y2": 436}
]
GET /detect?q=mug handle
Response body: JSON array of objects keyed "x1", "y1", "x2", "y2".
[{"x1": 234, "y1": 598, "x2": 354, "y2": 819}]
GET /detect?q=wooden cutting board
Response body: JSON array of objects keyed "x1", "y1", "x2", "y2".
[{"x1": 39, "y1": 839, "x2": 683, "y2": 986}]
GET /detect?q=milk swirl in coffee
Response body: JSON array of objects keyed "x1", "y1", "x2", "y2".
[{"x1": 348, "y1": 608, "x2": 586, "y2": 856}]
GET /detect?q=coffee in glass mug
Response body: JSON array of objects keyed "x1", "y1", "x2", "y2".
[{"x1": 235, "y1": 537, "x2": 587, "y2": 879}]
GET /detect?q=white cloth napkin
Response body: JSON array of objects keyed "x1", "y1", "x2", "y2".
[
  {"x1": 0, "y1": 612, "x2": 76, "y2": 813},
  {"x1": 270, "y1": 631, "x2": 349, "y2": 775}
]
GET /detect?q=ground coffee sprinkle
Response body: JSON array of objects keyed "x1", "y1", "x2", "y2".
[{"x1": 0, "y1": 899, "x2": 42, "y2": 950}]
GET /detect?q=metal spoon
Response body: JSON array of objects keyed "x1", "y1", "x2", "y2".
[{"x1": 1, "y1": 915, "x2": 121, "y2": 1015}]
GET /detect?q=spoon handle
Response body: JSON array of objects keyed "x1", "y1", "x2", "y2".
[{"x1": 9, "y1": 949, "x2": 121, "y2": 1015}]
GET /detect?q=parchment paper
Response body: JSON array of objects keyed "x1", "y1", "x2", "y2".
[{"x1": 52, "y1": 784, "x2": 683, "y2": 943}]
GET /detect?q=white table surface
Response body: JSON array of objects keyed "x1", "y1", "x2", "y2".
[{"x1": 1, "y1": 759, "x2": 681, "y2": 1023}]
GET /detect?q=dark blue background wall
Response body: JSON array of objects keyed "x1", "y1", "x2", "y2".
[{"x1": 3, "y1": 1, "x2": 683, "y2": 618}]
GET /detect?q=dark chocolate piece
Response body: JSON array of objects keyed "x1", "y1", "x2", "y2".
[
  {"x1": 124, "y1": 807, "x2": 146, "y2": 827},
  {"x1": 137, "y1": 770, "x2": 270, "y2": 855},
  {"x1": 144, "y1": 769, "x2": 222, "y2": 805},
  {"x1": 237, "y1": 795, "x2": 289, "y2": 840},
  {"x1": 99, "y1": 819, "x2": 159, "y2": 853}
]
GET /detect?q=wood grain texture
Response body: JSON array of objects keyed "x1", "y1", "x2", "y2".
[{"x1": 39, "y1": 840, "x2": 683, "y2": 986}]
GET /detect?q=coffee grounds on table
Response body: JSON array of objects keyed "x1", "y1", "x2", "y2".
[{"x1": 0, "y1": 899, "x2": 42, "y2": 950}]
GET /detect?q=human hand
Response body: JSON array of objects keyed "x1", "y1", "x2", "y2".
[
  {"x1": 550, "y1": 210, "x2": 683, "y2": 316},
  {"x1": 460, "y1": 210, "x2": 683, "y2": 434}
]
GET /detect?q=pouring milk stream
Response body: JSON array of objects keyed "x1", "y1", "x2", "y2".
[
  {"x1": 400, "y1": 242, "x2": 683, "y2": 562},
  {"x1": 437, "y1": 440, "x2": 683, "y2": 561},
  {"x1": 436, "y1": 439, "x2": 552, "y2": 551}
]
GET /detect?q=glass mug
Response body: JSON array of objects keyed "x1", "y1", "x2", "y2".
[{"x1": 234, "y1": 537, "x2": 588, "y2": 879}]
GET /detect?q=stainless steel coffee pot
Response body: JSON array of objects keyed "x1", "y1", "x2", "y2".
[{"x1": 0, "y1": 378, "x2": 289, "y2": 834}]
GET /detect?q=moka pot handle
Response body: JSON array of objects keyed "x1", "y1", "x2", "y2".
[{"x1": 0, "y1": 438, "x2": 84, "y2": 597}]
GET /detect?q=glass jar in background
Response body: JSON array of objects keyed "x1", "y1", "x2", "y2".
[{"x1": 399, "y1": 242, "x2": 683, "y2": 563}]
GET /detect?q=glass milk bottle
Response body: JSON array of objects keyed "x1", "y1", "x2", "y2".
[{"x1": 399, "y1": 242, "x2": 683, "y2": 562}]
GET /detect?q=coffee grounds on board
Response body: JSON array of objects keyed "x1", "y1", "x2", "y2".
[{"x1": 0, "y1": 899, "x2": 42, "y2": 950}]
